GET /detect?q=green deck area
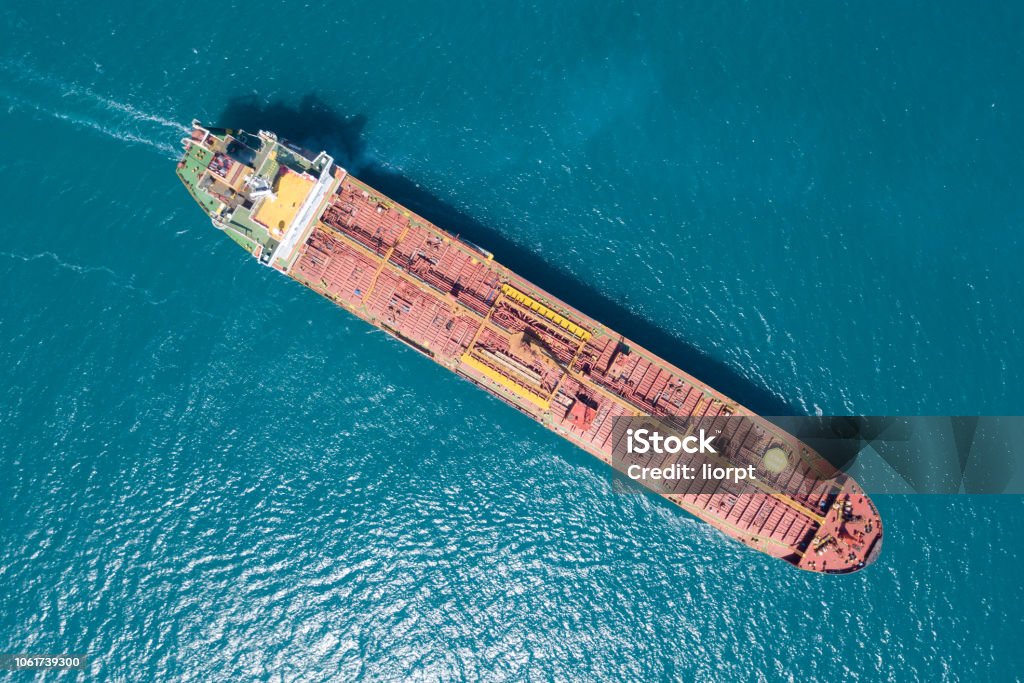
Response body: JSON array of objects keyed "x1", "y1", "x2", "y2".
[
  {"x1": 175, "y1": 141, "x2": 278, "y2": 257},
  {"x1": 227, "y1": 205, "x2": 275, "y2": 252},
  {"x1": 176, "y1": 131, "x2": 331, "y2": 264},
  {"x1": 176, "y1": 144, "x2": 220, "y2": 215},
  {"x1": 224, "y1": 228, "x2": 258, "y2": 253}
]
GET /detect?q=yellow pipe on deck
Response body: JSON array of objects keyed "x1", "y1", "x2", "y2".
[
  {"x1": 500, "y1": 284, "x2": 591, "y2": 341},
  {"x1": 460, "y1": 353, "x2": 551, "y2": 410}
]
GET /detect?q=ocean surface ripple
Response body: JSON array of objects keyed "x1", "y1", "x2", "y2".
[{"x1": 2, "y1": 1, "x2": 1022, "y2": 680}]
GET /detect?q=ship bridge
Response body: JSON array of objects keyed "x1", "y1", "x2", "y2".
[
  {"x1": 265, "y1": 148, "x2": 339, "y2": 271},
  {"x1": 177, "y1": 123, "x2": 342, "y2": 267}
]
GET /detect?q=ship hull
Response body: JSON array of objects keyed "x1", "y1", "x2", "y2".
[{"x1": 176, "y1": 123, "x2": 882, "y2": 573}]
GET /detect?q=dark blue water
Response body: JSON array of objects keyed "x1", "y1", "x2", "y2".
[{"x1": 2, "y1": 1, "x2": 1023, "y2": 679}]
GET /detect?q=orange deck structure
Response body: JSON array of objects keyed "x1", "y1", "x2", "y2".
[{"x1": 177, "y1": 122, "x2": 883, "y2": 573}]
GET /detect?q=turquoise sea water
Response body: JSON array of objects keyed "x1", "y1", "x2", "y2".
[{"x1": 2, "y1": 1, "x2": 1023, "y2": 680}]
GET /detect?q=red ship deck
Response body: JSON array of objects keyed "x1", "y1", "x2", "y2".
[{"x1": 284, "y1": 173, "x2": 883, "y2": 573}]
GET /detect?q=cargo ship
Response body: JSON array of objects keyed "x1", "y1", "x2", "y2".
[{"x1": 176, "y1": 122, "x2": 882, "y2": 573}]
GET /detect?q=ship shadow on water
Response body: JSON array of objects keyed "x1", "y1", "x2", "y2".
[{"x1": 217, "y1": 95, "x2": 800, "y2": 419}]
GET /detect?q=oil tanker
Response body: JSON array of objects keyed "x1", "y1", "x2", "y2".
[{"x1": 176, "y1": 121, "x2": 882, "y2": 573}]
